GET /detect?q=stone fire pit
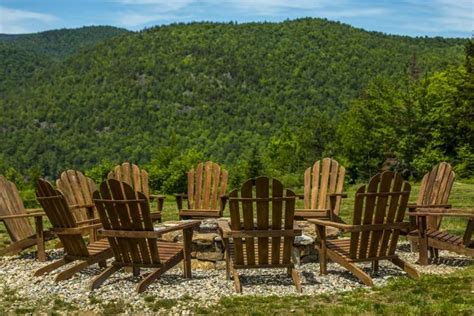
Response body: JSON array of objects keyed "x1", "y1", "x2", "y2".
[{"x1": 157, "y1": 219, "x2": 340, "y2": 266}]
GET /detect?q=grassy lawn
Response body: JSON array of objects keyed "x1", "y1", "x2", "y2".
[{"x1": 194, "y1": 265, "x2": 474, "y2": 315}]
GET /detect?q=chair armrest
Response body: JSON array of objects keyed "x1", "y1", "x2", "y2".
[
  {"x1": 51, "y1": 223, "x2": 102, "y2": 235},
  {"x1": 155, "y1": 220, "x2": 201, "y2": 235},
  {"x1": 328, "y1": 193, "x2": 348, "y2": 198},
  {"x1": 25, "y1": 208, "x2": 43, "y2": 213},
  {"x1": 408, "y1": 204, "x2": 451, "y2": 210},
  {"x1": 98, "y1": 220, "x2": 200, "y2": 238},
  {"x1": 217, "y1": 220, "x2": 232, "y2": 237},
  {"x1": 0, "y1": 212, "x2": 46, "y2": 220},
  {"x1": 309, "y1": 218, "x2": 409, "y2": 232},
  {"x1": 408, "y1": 211, "x2": 474, "y2": 219},
  {"x1": 295, "y1": 194, "x2": 305, "y2": 200},
  {"x1": 149, "y1": 194, "x2": 166, "y2": 201},
  {"x1": 218, "y1": 220, "x2": 302, "y2": 238},
  {"x1": 174, "y1": 193, "x2": 188, "y2": 199},
  {"x1": 308, "y1": 218, "x2": 354, "y2": 231}
]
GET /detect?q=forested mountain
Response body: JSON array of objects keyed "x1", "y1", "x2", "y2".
[
  {"x1": 0, "y1": 26, "x2": 129, "y2": 59},
  {"x1": 0, "y1": 19, "x2": 471, "y2": 191},
  {"x1": 0, "y1": 26, "x2": 129, "y2": 92}
]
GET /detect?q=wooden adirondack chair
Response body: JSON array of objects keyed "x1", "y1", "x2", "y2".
[
  {"x1": 309, "y1": 171, "x2": 420, "y2": 286},
  {"x1": 177, "y1": 161, "x2": 228, "y2": 219},
  {"x1": 295, "y1": 158, "x2": 347, "y2": 221},
  {"x1": 409, "y1": 208, "x2": 474, "y2": 265},
  {"x1": 57, "y1": 170, "x2": 96, "y2": 222},
  {"x1": 407, "y1": 162, "x2": 455, "y2": 239},
  {"x1": 34, "y1": 179, "x2": 113, "y2": 282},
  {"x1": 91, "y1": 179, "x2": 200, "y2": 293},
  {"x1": 218, "y1": 177, "x2": 302, "y2": 293},
  {"x1": 0, "y1": 176, "x2": 54, "y2": 261},
  {"x1": 108, "y1": 162, "x2": 165, "y2": 222}
]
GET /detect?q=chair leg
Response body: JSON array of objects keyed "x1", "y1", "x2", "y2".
[
  {"x1": 429, "y1": 247, "x2": 435, "y2": 259},
  {"x1": 222, "y1": 238, "x2": 231, "y2": 280},
  {"x1": 55, "y1": 260, "x2": 89, "y2": 282},
  {"x1": 89, "y1": 265, "x2": 120, "y2": 290},
  {"x1": 136, "y1": 268, "x2": 164, "y2": 293},
  {"x1": 390, "y1": 257, "x2": 420, "y2": 280},
  {"x1": 372, "y1": 260, "x2": 379, "y2": 274},
  {"x1": 315, "y1": 224, "x2": 327, "y2": 275},
  {"x1": 0, "y1": 238, "x2": 38, "y2": 256},
  {"x1": 290, "y1": 268, "x2": 302, "y2": 293},
  {"x1": 327, "y1": 249, "x2": 374, "y2": 286},
  {"x1": 132, "y1": 267, "x2": 140, "y2": 277},
  {"x1": 232, "y1": 268, "x2": 242, "y2": 294},
  {"x1": 34, "y1": 216, "x2": 46, "y2": 262},
  {"x1": 34, "y1": 258, "x2": 69, "y2": 276}
]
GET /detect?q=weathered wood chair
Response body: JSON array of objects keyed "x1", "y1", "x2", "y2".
[
  {"x1": 407, "y1": 162, "x2": 455, "y2": 246},
  {"x1": 218, "y1": 177, "x2": 302, "y2": 293},
  {"x1": 0, "y1": 176, "x2": 54, "y2": 261},
  {"x1": 295, "y1": 158, "x2": 347, "y2": 221},
  {"x1": 91, "y1": 179, "x2": 200, "y2": 293},
  {"x1": 177, "y1": 161, "x2": 228, "y2": 219},
  {"x1": 34, "y1": 179, "x2": 112, "y2": 281},
  {"x1": 108, "y1": 162, "x2": 165, "y2": 222},
  {"x1": 309, "y1": 171, "x2": 420, "y2": 286},
  {"x1": 57, "y1": 170, "x2": 98, "y2": 241},
  {"x1": 409, "y1": 208, "x2": 474, "y2": 265},
  {"x1": 57, "y1": 170, "x2": 96, "y2": 222}
]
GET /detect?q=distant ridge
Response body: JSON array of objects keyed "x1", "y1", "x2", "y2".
[{"x1": 0, "y1": 18, "x2": 467, "y2": 176}]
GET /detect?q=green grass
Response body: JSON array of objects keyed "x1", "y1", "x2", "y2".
[{"x1": 195, "y1": 265, "x2": 474, "y2": 315}]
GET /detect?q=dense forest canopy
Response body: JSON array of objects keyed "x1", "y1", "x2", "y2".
[
  {"x1": 0, "y1": 19, "x2": 472, "y2": 193},
  {"x1": 0, "y1": 26, "x2": 129, "y2": 92}
]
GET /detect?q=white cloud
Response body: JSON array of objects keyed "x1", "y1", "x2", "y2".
[
  {"x1": 114, "y1": 0, "x2": 388, "y2": 28},
  {"x1": 0, "y1": 6, "x2": 57, "y2": 34},
  {"x1": 114, "y1": 0, "x2": 195, "y2": 12},
  {"x1": 434, "y1": 0, "x2": 472, "y2": 32}
]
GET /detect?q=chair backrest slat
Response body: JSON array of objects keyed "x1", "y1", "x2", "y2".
[
  {"x1": 36, "y1": 179, "x2": 89, "y2": 257},
  {"x1": 187, "y1": 161, "x2": 228, "y2": 210},
  {"x1": 94, "y1": 179, "x2": 160, "y2": 265},
  {"x1": 256, "y1": 177, "x2": 270, "y2": 265},
  {"x1": 416, "y1": 162, "x2": 455, "y2": 230},
  {"x1": 271, "y1": 179, "x2": 284, "y2": 264},
  {"x1": 228, "y1": 177, "x2": 296, "y2": 267},
  {"x1": 349, "y1": 172, "x2": 411, "y2": 260},
  {"x1": 108, "y1": 162, "x2": 150, "y2": 199},
  {"x1": 303, "y1": 158, "x2": 345, "y2": 214},
  {"x1": 0, "y1": 176, "x2": 34, "y2": 241},
  {"x1": 57, "y1": 170, "x2": 96, "y2": 222}
]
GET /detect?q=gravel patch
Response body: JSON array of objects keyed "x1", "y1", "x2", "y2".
[{"x1": 0, "y1": 242, "x2": 471, "y2": 313}]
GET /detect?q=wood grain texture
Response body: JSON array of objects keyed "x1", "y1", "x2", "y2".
[
  {"x1": 296, "y1": 158, "x2": 346, "y2": 220},
  {"x1": 179, "y1": 161, "x2": 228, "y2": 219},
  {"x1": 92, "y1": 179, "x2": 197, "y2": 292},
  {"x1": 220, "y1": 177, "x2": 301, "y2": 293},
  {"x1": 313, "y1": 171, "x2": 419, "y2": 286}
]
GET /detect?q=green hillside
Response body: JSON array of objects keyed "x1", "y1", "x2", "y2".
[
  {"x1": 0, "y1": 26, "x2": 129, "y2": 59},
  {"x1": 0, "y1": 26, "x2": 129, "y2": 92},
  {"x1": 0, "y1": 19, "x2": 470, "y2": 187}
]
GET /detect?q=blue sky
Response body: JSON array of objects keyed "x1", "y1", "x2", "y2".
[{"x1": 0, "y1": 0, "x2": 472, "y2": 37}]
